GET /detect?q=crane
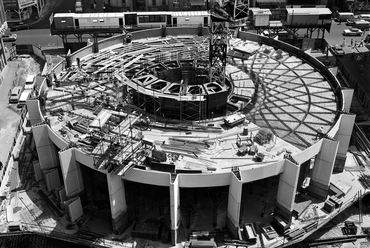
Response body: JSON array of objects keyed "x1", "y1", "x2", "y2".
[{"x1": 208, "y1": 0, "x2": 249, "y2": 86}]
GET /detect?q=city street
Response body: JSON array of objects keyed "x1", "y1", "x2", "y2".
[
  {"x1": 4, "y1": 29, "x2": 64, "y2": 48},
  {"x1": 325, "y1": 20, "x2": 369, "y2": 46}
]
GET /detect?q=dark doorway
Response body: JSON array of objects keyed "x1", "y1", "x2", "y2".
[
  {"x1": 119, "y1": 18, "x2": 123, "y2": 28},
  {"x1": 74, "y1": 18, "x2": 79, "y2": 28},
  {"x1": 173, "y1": 17, "x2": 177, "y2": 27}
]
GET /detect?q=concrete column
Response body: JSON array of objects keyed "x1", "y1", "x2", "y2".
[
  {"x1": 308, "y1": 138, "x2": 339, "y2": 200},
  {"x1": 59, "y1": 148, "x2": 84, "y2": 197},
  {"x1": 107, "y1": 173, "x2": 130, "y2": 234},
  {"x1": 93, "y1": 34, "x2": 99, "y2": 53},
  {"x1": 334, "y1": 113, "x2": 355, "y2": 172},
  {"x1": 32, "y1": 124, "x2": 59, "y2": 170},
  {"x1": 275, "y1": 160, "x2": 300, "y2": 225},
  {"x1": 341, "y1": 88, "x2": 354, "y2": 112},
  {"x1": 226, "y1": 173, "x2": 242, "y2": 238},
  {"x1": 170, "y1": 176, "x2": 180, "y2": 245}
]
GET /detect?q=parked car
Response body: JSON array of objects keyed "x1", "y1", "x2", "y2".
[
  {"x1": 343, "y1": 28, "x2": 363, "y2": 36},
  {"x1": 24, "y1": 75, "x2": 36, "y2": 91},
  {"x1": 1, "y1": 33, "x2": 17, "y2": 42},
  {"x1": 346, "y1": 19, "x2": 361, "y2": 26},
  {"x1": 17, "y1": 90, "x2": 33, "y2": 108},
  {"x1": 9, "y1": 86, "x2": 23, "y2": 104},
  {"x1": 9, "y1": 22, "x2": 32, "y2": 31}
]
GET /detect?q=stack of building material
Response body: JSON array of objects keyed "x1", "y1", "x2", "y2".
[
  {"x1": 328, "y1": 195, "x2": 343, "y2": 208},
  {"x1": 323, "y1": 200, "x2": 335, "y2": 213},
  {"x1": 292, "y1": 199, "x2": 312, "y2": 218},
  {"x1": 253, "y1": 128, "x2": 273, "y2": 145},
  {"x1": 358, "y1": 174, "x2": 370, "y2": 189},
  {"x1": 286, "y1": 228, "x2": 305, "y2": 241},
  {"x1": 302, "y1": 221, "x2": 318, "y2": 233},
  {"x1": 343, "y1": 221, "x2": 357, "y2": 235},
  {"x1": 329, "y1": 183, "x2": 345, "y2": 198},
  {"x1": 271, "y1": 216, "x2": 289, "y2": 234},
  {"x1": 131, "y1": 220, "x2": 161, "y2": 241}
]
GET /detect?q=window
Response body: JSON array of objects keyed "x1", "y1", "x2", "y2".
[
  {"x1": 153, "y1": 0, "x2": 157, "y2": 6},
  {"x1": 139, "y1": 15, "x2": 165, "y2": 23},
  {"x1": 173, "y1": 0, "x2": 179, "y2": 8},
  {"x1": 93, "y1": 19, "x2": 98, "y2": 23},
  {"x1": 162, "y1": 0, "x2": 166, "y2": 5},
  {"x1": 185, "y1": 18, "x2": 189, "y2": 21},
  {"x1": 184, "y1": 0, "x2": 191, "y2": 8},
  {"x1": 99, "y1": 19, "x2": 104, "y2": 22},
  {"x1": 61, "y1": 19, "x2": 66, "y2": 23}
]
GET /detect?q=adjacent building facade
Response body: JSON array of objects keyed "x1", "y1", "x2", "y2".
[
  {"x1": 3, "y1": 0, "x2": 46, "y2": 23},
  {"x1": 0, "y1": 1, "x2": 8, "y2": 76},
  {"x1": 102, "y1": 0, "x2": 208, "y2": 12},
  {"x1": 102, "y1": 0, "x2": 336, "y2": 12}
]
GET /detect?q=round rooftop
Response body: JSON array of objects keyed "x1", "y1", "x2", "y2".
[{"x1": 46, "y1": 33, "x2": 339, "y2": 174}]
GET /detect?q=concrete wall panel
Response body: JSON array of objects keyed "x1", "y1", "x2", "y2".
[
  {"x1": 27, "y1": 100, "x2": 43, "y2": 126},
  {"x1": 33, "y1": 124, "x2": 52, "y2": 147},
  {"x1": 178, "y1": 172, "x2": 230, "y2": 188},
  {"x1": 239, "y1": 160, "x2": 285, "y2": 183},
  {"x1": 294, "y1": 140, "x2": 322, "y2": 165},
  {"x1": 59, "y1": 148, "x2": 84, "y2": 197},
  {"x1": 276, "y1": 160, "x2": 300, "y2": 211},
  {"x1": 315, "y1": 139, "x2": 339, "y2": 165},
  {"x1": 107, "y1": 173, "x2": 127, "y2": 219},
  {"x1": 227, "y1": 174, "x2": 242, "y2": 229},
  {"x1": 312, "y1": 139, "x2": 338, "y2": 186},
  {"x1": 342, "y1": 88, "x2": 354, "y2": 112},
  {"x1": 124, "y1": 169, "x2": 171, "y2": 186},
  {"x1": 45, "y1": 168, "x2": 62, "y2": 191},
  {"x1": 335, "y1": 114, "x2": 355, "y2": 156},
  {"x1": 33, "y1": 124, "x2": 59, "y2": 170},
  {"x1": 75, "y1": 149, "x2": 96, "y2": 169},
  {"x1": 35, "y1": 145, "x2": 58, "y2": 169}
]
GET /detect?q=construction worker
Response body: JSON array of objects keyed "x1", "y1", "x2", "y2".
[
  {"x1": 315, "y1": 126, "x2": 324, "y2": 140},
  {"x1": 359, "y1": 39, "x2": 364, "y2": 47}
]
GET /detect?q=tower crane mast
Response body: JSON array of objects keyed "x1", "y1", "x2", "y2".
[{"x1": 208, "y1": 0, "x2": 249, "y2": 86}]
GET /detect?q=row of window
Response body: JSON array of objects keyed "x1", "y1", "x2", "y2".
[
  {"x1": 151, "y1": 0, "x2": 167, "y2": 6},
  {"x1": 138, "y1": 15, "x2": 166, "y2": 23}
]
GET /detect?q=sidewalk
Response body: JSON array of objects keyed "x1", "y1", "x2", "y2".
[{"x1": 0, "y1": 61, "x2": 23, "y2": 196}]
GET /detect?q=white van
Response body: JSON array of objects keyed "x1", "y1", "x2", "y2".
[
  {"x1": 17, "y1": 90, "x2": 33, "y2": 108},
  {"x1": 360, "y1": 14, "x2": 370, "y2": 21},
  {"x1": 337, "y1": 12, "x2": 354, "y2": 22},
  {"x1": 352, "y1": 20, "x2": 370, "y2": 30},
  {"x1": 24, "y1": 75, "x2": 36, "y2": 91}
]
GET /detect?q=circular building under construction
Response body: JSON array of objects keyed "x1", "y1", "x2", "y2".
[
  {"x1": 119, "y1": 45, "x2": 229, "y2": 121},
  {"x1": 26, "y1": 26, "x2": 357, "y2": 247}
]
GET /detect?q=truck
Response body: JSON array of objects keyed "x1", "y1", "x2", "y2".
[
  {"x1": 336, "y1": 12, "x2": 354, "y2": 22},
  {"x1": 352, "y1": 20, "x2": 370, "y2": 30}
]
